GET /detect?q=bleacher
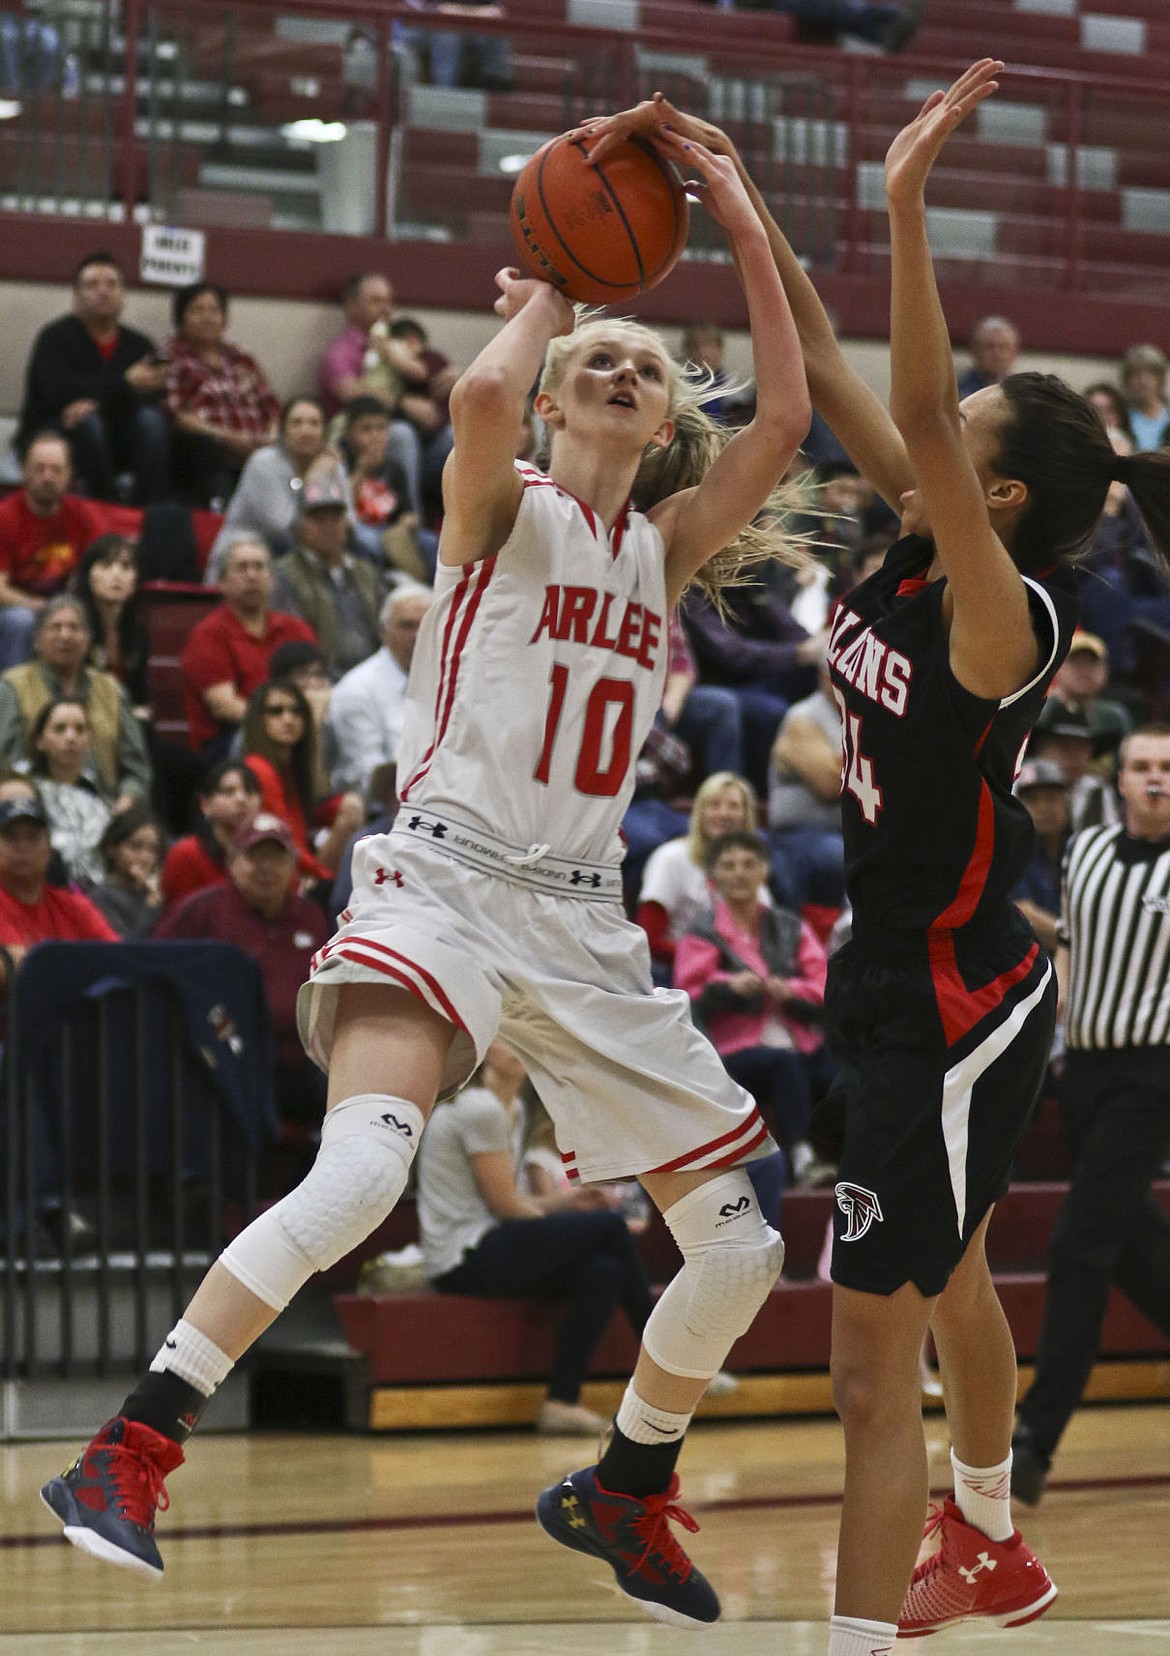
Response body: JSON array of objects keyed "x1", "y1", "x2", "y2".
[
  {"x1": 3, "y1": 0, "x2": 1170, "y2": 318},
  {"x1": 332, "y1": 1159, "x2": 1170, "y2": 1432}
]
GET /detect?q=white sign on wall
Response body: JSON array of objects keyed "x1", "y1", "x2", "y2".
[{"x1": 140, "y1": 225, "x2": 207, "y2": 287}]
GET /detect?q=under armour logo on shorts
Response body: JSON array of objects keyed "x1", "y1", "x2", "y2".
[
  {"x1": 569, "y1": 870, "x2": 602, "y2": 887},
  {"x1": 406, "y1": 815, "x2": 447, "y2": 839},
  {"x1": 835, "y1": 1181, "x2": 884, "y2": 1241},
  {"x1": 380, "y1": 1112, "x2": 414, "y2": 1137},
  {"x1": 374, "y1": 867, "x2": 405, "y2": 887}
]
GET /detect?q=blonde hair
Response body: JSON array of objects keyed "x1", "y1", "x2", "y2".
[
  {"x1": 539, "y1": 315, "x2": 812, "y2": 601},
  {"x1": 685, "y1": 771, "x2": 758, "y2": 870}
]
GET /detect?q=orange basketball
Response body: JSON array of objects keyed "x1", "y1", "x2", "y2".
[{"x1": 509, "y1": 132, "x2": 689, "y2": 307}]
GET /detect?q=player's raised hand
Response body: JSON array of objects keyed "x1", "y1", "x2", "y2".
[
  {"x1": 885, "y1": 59, "x2": 1003, "y2": 207},
  {"x1": 654, "y1": 129, "x2": 751, "y2": 233},
  {"x1": 492, "y1": 266, "x2": 575, "y2": 334},
  {"x1": 568, "y1": 92, "x2": 735, "y2": 168}
]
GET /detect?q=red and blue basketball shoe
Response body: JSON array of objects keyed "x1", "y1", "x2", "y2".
[
  {"x1": 40, "y1": 1415, "x2": 183, "y2": 1577},
  {"x1": 898, "y1": 1497, "x2": 1057, "y2": 1637},
  {"x1": 536, "y1": 1466, "x2": 719, "y2": 1627}
]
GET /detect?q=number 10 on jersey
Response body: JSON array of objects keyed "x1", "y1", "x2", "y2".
[{"x1": 535, "y1": 664, "x2": 636, "y2": 798}]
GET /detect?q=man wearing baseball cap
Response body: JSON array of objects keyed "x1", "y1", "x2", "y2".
[
  {"x1": 0, "y1": 790, "x2": 117, "y2": 973},
  {"x1": 271, "y1": 473, "x2": 382, "y2": 678},
  {"x1": 155, "y1": 813, "x2": 327, "y2": 1133},
  {"x1": 1050, "y1": 629, "x2": 1132, "y2": 769}
]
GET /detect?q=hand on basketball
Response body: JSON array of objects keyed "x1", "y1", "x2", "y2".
[
  {"x1": 654, "y1": 129, "x2": 751, "y2": 233},
  {"x1": 492, "y1": 267, "x2": 575, "y2": 334},
  {"x1": 884, "y1": 59, "x2": 1003, "y2": 206},
  {"x1": 568, "y1": 93, "x2": 734, "y2": 168}
]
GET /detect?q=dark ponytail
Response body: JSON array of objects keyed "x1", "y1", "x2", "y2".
[
  {"x1": 995, "y1": 373, "x2": 1170, "y2": 576},
  {"x1": 1117, "y1": 448, "x2": 1170, "y2": 573}
]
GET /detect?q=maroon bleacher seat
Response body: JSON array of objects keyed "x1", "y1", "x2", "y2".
[{"x1": 143, "y1": 582, "x2": 220, "y2": 747}]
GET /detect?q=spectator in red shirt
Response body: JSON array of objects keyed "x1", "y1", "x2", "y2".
[
  {"x1": 179, "y1": 536, "x2": 316, "y2": 759},
  {"x1": 165, "y1": 283, "x2": 280, "y2": 510},
  {"x1": 0, "y1": 433, "x2": 100, "y2": 670},
  {"x1": 155, "y1": 812, "x2": 328, "y2": 1125},
  {"x1": 0, "y1": 791, "x2": 117, "y2": 982},
  {"x1": 160, "y1": 759, "x2": 260, "y2": 909},
  {"x1": 0, "y1": 781, "x2": 116, "y2": 1255}
]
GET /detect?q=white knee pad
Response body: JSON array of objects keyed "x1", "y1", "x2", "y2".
[
  {"x1": 220, "y1": 1094, "x2": 423, "y2": 1311},
  {"x1": 642, "y1": 1169, "x2": 785, "y2": 1381}
]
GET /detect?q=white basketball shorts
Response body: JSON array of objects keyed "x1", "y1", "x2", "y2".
[{"x1": 297, "y1": 813, "x2": 775, "y2": 1184}]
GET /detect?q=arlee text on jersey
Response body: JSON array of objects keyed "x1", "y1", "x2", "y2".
[{"x1": 530, "y1": 584, "x2": 662, "y2": 671}]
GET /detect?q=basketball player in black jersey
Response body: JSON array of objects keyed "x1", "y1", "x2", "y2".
[{"x1": 579, "y1": 64, "x2": 1170, "y2": 1654}]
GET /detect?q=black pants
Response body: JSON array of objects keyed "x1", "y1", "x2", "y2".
[
  {"x1": 723, "y1": 1044, "x2": 812, "y2": 1153},
  {"x1": 169, "y1": 427, "x2": 242, "y2": 509},
  {"x1": 66, "y1": 404, "x2": 169, "y2": 504},
  {"x1": 1017, "y1": 1047, "x2": 1170, "y2": 1461},
  {"x1": 434, "y1": 1210, "x2": 654, "y2": 1404}
]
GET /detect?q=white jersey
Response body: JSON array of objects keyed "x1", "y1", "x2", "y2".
[{"x1": 398, "y1": 462, "x2": 669, "y2": 866}]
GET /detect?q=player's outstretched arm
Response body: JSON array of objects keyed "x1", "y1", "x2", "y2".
[
  {"x1": 573, "y1": 97, "x2": 914, "y2": 513},
  {"x1": 885, "y1": 60, "x2": 1038, "y2": 700},
  {"x1": 439, "y1": 270, "x2": 574, "y2": 570},
  {"x1": 650, "y1": 132, "x2": 810, "y2": 608}
]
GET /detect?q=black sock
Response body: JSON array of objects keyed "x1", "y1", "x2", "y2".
[
  {"x1": 596, "y1": 1425, "x2": 682, "y2": 1499},
  {"x1": 120, "y1": 1369, "x2": 210, "y2": 1446}
]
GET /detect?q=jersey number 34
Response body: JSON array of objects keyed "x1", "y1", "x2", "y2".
[{"x1": 832, "y1": 688, "x2": 883, "y2": 824}]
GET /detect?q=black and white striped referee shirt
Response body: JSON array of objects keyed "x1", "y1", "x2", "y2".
[{"x1": 1060, "y1": 824, "x2": 1170, "y2": 1051}]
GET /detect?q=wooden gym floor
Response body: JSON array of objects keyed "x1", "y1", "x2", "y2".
[{"x1": 2, "y1": 1403, "x2": 1168, "y2": 1652}]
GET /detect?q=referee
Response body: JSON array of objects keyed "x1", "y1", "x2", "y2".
[{"x1": 1012, "y1": 724, "x2": 1170, "y2": 1504}]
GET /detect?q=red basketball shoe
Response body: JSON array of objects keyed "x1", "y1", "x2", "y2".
[
  {"x1": 40, "y1": 1416, "x2": 183, "y2": 1576},
  {"x1": 898, "y1": 1497, "x2": 1057, "y2": 1637}
]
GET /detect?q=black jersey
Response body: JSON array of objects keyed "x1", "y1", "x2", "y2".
[{"x1": 828, "y1": 535, "x2": 1079, "y2": 945}]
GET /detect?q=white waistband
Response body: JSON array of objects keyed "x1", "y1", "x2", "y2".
[{"x1": 390, "y1": 810, "x2": 623, "y2": 901}]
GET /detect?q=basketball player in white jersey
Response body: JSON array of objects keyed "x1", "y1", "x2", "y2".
[{"x1": 42, "y1": 130, "x2": 811, "y2": 1629}]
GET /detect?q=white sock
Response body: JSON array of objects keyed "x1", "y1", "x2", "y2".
[
  {"x1": 614, "y1": 1382, "x2": 691, "y2": 1445},
  {"x1": 951, "y1": 1448, "x2": 1014, "y2": 1542},
  {"x1": 149, "y1": 1318, "x2": 234, "y2": 1397},
  {"x1": 828, "y1": 1614, "x2": 898, "y2": 1655}
]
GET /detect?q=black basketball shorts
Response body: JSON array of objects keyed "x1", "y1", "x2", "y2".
[{"x1": 823, "y1": 915, "x2": 1056, "y2": 1297}]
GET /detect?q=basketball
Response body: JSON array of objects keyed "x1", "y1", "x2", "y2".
[{"x1": 509, "y1": 132, "x2": 689, "y2": 307}]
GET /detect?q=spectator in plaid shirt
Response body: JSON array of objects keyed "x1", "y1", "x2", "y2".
[{"x1": 165, "y1": 283, "x2": 280, "y2": 509}]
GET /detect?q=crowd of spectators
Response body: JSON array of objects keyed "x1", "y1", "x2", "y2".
[{"x1": 5, "y1": 256, "x2": 1170, "y2": 1235}]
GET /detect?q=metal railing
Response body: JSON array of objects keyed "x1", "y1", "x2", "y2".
[
  {"x1": 2, "y1": 940, "x2": 275, "y2": 1392},
  {"x1": 0, "y1": 0, "x2": 855, "y2": 267}
]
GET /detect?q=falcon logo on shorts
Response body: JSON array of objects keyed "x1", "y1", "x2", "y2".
[{"x1": 835, "y1": 1181, "x2": 883, "y2": 1242}]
